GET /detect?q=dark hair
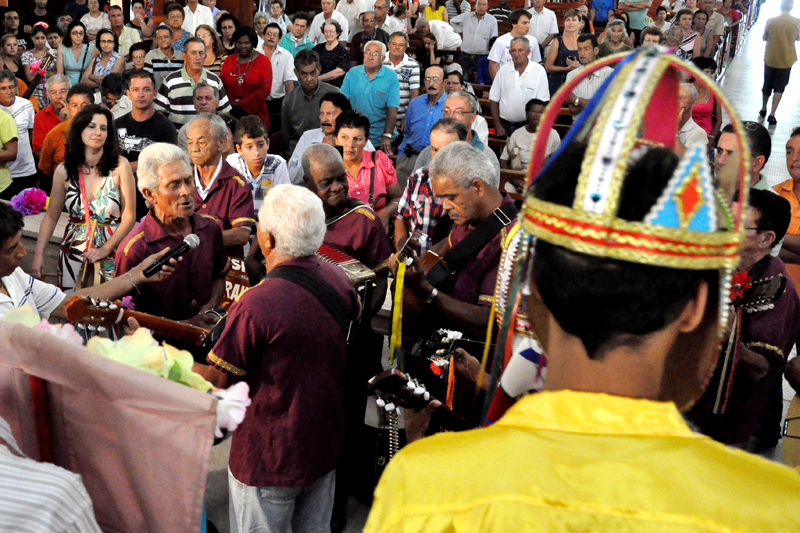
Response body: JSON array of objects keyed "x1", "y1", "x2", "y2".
[
  {"x1": 231, "y1": 25, "x2": 258, "y2": 47},
  {"x1": 431, "y1": 117, "x2": 467, "y2": 140},
  {"x1": 64, "y1": 104, "x2": 121, "y2": 183},
  {"x1": 182, "y1": 36, "x2": 205, "y2": 52},
  {"x1": 722, "y1": 122, "x2": 771, "y2": 163},
  {"x1": 532, "y1": 143, "x2": 718, "y2": 357},
  {"x1": 0, "y1": 202, "x2": 24, "y2": 245},
  {"x1": 63, "y1": 20, "x2": 87, "y2": 48},
  {"x1": 216, "y1": 12, "x2": 240, "y2": 33},
  {"x1": 577, "y1": 32, "x2": 598, "y2": 48},
  {"x1": 196, "y1": 23, "x2": 224, "y2": 56},
  {"x1": 292, "y1": 11, "x2": 311, "y2": 25},
  {"x1": 132, "y1": 0, "x2": 146, "y2": 7},
  {"x1": 641, "y1": 26, "x2": 662, "y2": 39},
  {"x1": 295, "y1": 48, "x2": 320, "y2": 69},
  {"x1": 265, "y1": 22, "x2": 283, "y2": 38},
  {"x1": 691, "y1": 55, "x2": 717, "y2": 72},
  {"x1": 164, "y1": 2, "x2": 184, "y2": 19},
  {"x1": 422, "y1": 32, "x2": 438, "y2": 51},
  {"x1": 693, "y1": 8, "x2": 709, "y2": 21},
  {"x1": 128, "y1": 41, "x2": 150, "y2": 58},
  {"x1": 48, "y1": 27, "x2": 64, "y2": 38},
  {"x1": 676, "y1": 8, "x2": 694, "y2": 20},
  {"x1": 100, "y1": 73, "x2": 127, "y2": 97},
  {"x1": 29, "y1": 25, "x2": 48, "y2": 38},
  {"x1": 108, "y1": 5, "x2": 123, "y2": 13},
  {"x1": 508, "y1": 8, "x2": 530, "y2": 25},
  {"x1": 447, "y1": 70, "x2": 464, "y2": 84},
  {"x1": 220, "y1": 113, "x2": 238, "y2": 136},
  {"x1": 791, "y1": 126, "x2": 800, "y2": 138},
  {"x1": 320, "y1": 91, "x2": 352, "y2": 112},
  {"x1": 58, "y1": 12, "x2": 73, "y2": 21},
  {"x1": 234, "y1": 115, "x2": 269, "y2": 145},
  {"x1": 128, "y1": 68, "x2": 156, "y2": 87},
  {"x1": 656, "y1": 5, "x2": 668, "y2": 13},
  {"x1": 750, "y1": 188, "x2": 791, "y2": 244},
  {"x1": 394, "y1": 4, "x2": 407, "y2": 16},
  {"x1": 525, "y1": 98, "x2": 547, "y2": 113},
  {"x1": 95, "y1": 28, "x2": 119, "y2": 53},
  {"x1": 333, "y1": 110, "x2": 371, "y2": 138},
  {"x1": 155, "y1": 24, "x2": 172, "y2": 38},
  {"x1": 67, "y1": 82, "x2": 94, "y2": 103},
  {"x1": 319, "y1": 18, "x2": 342, "y2": 38}
]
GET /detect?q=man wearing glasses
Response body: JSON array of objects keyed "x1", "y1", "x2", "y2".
[
  {"x1": 374, "y1": 0, "x2": 402, "y2": 35},
  {"x1": 144, "y1": 25, "x2": 184, "y2": 91},
  {"x1": 350, "y1": 11, "x2": 389, "y2": 66},
  {"x1": 396, "y1": 66, "x2": 446, "y2": 185},
  {"x1": 258, "y1": 23, "x2": 297, "y2": 115}
]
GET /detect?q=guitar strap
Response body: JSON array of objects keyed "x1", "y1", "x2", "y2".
[
  {"x1": 426, "y1": 202, "x2": 518, "y2": 287},
  {"x1": 266, "y1": 266, "x2": 353, "y2": 339}
]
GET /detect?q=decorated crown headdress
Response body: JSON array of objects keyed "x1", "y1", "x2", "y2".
[{"x1": 481, "y1": 47, "x2": 751, "y2": 422}]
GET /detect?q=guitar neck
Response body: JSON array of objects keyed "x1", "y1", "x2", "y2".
[
  {"x1": 122, "y1": 310, "x2": 209, "y2": 347},
  {"x1": 22, "y1": 75, "x2": 42, "y2": 99}
]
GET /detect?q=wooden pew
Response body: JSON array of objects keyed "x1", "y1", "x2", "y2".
[{"x1": 499, "y1": 169, "x2": 527, "y2": 201}]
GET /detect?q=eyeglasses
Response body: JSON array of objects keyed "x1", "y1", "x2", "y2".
[
  {"x1": 265, "y1": 32, "x2": 280, "y2": 38},
  {"x1": 71, "y1": 31, "x2": 85, "y2": 36},
  {"x1": 100, "y1": 39, "x2": 115, "y2": 44},
  {"x1": 168, "y1": 14, "x2": 183, "y2": 19},
  {"x1": 156, "y1": 34, "x2": 172, "y2": 40},
  {"x1": 446, "y1": 110, "x2": 472, "y2": 117},
  {"x1": 364, "y1": 51, "x2": 381, "y2": 58},
  {"x1": 196, "y1": 32, "x2": 212, "y2": 39},
  {"x1": 363, "y1": 18, "x2": 376, "y2": 22},
  {"x1": 424, "y1": 76, "x2": 441, "y2": 82}
]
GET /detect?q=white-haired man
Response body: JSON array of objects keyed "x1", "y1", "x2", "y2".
[
  {"x1": 677, "y1": 82, "x2": 706, "y2": 155},
  {"x1": 413, "y1": 17, "x2": 462, "y2": 50},
  {"x1": 197, "y1": 184, "x2": 358, "y2": 533},
  {"x1": 115, "y1": 143, "x2": 229, "y2": 327}
]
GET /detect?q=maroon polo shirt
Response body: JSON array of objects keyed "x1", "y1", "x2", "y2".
[
  {"x1": 442, "y1": 195, "x2": 517, "y2": 308},
  {"x1": 114, "y1": 212, "x2": 230, "y2": 321},
  {"x1": 325, "y1": 204, "x2": 393, "y2": 269},
  {"x1": 208, "y1": 255, "x2": 358, "y2": 488},
  {"x1": 32, "y1": 104, "x2": 62, "y2": 153},
  {"x1": 194, "y1": 160, "x2": 256, "y2": 259}
]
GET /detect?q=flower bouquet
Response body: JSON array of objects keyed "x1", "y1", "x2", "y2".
[{"x1": 9, "y1": 187, "x2": 48, "y2": 216}]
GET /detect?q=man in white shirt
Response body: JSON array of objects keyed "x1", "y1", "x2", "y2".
[
  {"x1": 489, "y1": 36, "x2": 549, "y2": 138},
  {"x1": 336, "y1": 0, "x2": 365, "y2": 41},
  {"x1": 182, "y1": 0, "x2": 214, "y2": 35},
  {"x1": 526, "y1": 0, "x2": 558, "y2": 52},
  {"x1": 309, "y1": 0, "x2": 350, "y2": 44},
  {"x1": 677, "y1": 82, "x2": 707, "y2": 154},
  {"x1": 565, "y1": 33, "x2": 613, "y2": 122},
  {"x1": 375, "y1": 0, "x2": 402, "y2": 34},
  {"x1": 0, "y1": 71, "x2": 35, "y2": 199},
  {"x1": 259, "y1": 22, "x2": 297, "y2": 114},
  {"x1": 701, "y1": 0, "x2": 725, "y2": 48},
  {"x1": 415, "y1": 17, "x2": 462, "y2": 49},
  {"x1": 451, "y1": 0, "x2": 498, "y2": 77},
  {"x1": 487, "y1": 9, "x2": 541, "y2": 80}
]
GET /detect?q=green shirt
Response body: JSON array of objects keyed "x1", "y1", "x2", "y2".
[
  {"x1": 0, "y1": 109, "x2": 18, "y2": 193},
  {"x1": 278, "y1": 34, "x2": 314, "y2": 57}
]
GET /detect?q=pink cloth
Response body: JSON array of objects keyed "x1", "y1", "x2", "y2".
[
  {"x1": 692, "y1": 95, "x2": 715, "y2": 135},
  {"x1": 347, "y1": 149, "x2": 397, "y2": 209},
  {"x1": 0, "y1": 323, "x2": 217, "y2": 533}
]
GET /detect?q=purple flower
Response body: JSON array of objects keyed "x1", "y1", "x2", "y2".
[{"x1": 10, "y1": 193, "x2": 33, "y2": 216}]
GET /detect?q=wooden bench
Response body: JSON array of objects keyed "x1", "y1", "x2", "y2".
[{"x1": 499, "y1": 169, "x2": 527, "y2": 200}]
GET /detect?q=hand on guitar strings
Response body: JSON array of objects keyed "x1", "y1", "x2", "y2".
[
  {"x1": 405, "y1": 399, "x2": 442, "y2": 444},
  {"x1": 392, "y1": 251, "x2": 435, "y2": 297}
]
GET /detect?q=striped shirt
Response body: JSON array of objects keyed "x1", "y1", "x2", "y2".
[
  {"x1": 565, "y1": 64, "x2": 613, "y2": 122},
  {"x1": 383, "y1": 53, "x2": 421, "y2": 121},
  {"x1": 0, "y1": 416, "x2": 101, "y2": 532},
  {"x1": 144, "y1": 47, "x2": 184, "y2": 92},
  {"x1": 0, "y1": 267, "x2": 65, "y2": 320},
  {"x1": 155, "y1": 68, "x2": 232, "y2": 129}
]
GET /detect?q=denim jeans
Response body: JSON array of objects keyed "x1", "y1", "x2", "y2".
[{"x1": 228, "y1": 468, "x2": 336, "y2": 533}]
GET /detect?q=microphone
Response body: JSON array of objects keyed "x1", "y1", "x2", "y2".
[{"x1": 142, "y1": 234, "x2": 200, "y2": 278}]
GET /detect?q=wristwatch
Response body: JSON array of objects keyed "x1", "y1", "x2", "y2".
[
  {"x1": 574, "y1": 96, "x2": 580, "y2": 106},
  {"x1": 383, "y1": 133, "x2": 392, "y2": 138},
  {"x1": 425, "y1": 288, "x2": 439, "y2": 306}
]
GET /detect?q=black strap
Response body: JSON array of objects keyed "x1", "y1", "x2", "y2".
[
  {"x1": 426, "y1": 202, "x2": 518, "y2": 287},
  {"x1": 266, "y1": 266, "x2": 353, "y2": 338},
  {"x1": 369, "y1": 150, "x2": 376, "y2": 207}
]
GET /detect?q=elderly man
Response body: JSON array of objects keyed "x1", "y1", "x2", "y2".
[
  {"x1": 186, "y1": 114, "x2": 255, "y2": 259},
  {"x1": 260, "y1": 23, "x2": 297, "y2": 114},
  {"x1": 32, "y1": 74, "x2": 71, "y2": 160},
  {"x1": 451, "y1": 0, "x2": 498, "y2": 78},
  {"x1": 487, "y1": 9, "x2": 541, "y2": 80},
  {"x1": 489, "y1": 36, "x2": 549, "y2": 139},
  {"x1": 383, "y1": 32, "x2": 421, "y2": 128},
  {"x1": 341, "y1": 40, "x2": 399, "y2": 153},
  {"x1": 197, "y1": 184, "x2": 358, "y2": 533},
  {"x1": 336, "y1": 0, "x2": 364, "y2": 42},
  {"x1": 309, "y1": 0, "x2": 350, "y2": 44},
  {"x1": 565, "y1": 33, "x2": 613, "y2": 122},
  {"x1": 282, "y1": 49, "x2": 341, "y2": 154},
  {"x1": 144, "y1": 25, "x2": 184, "y2": 92},
  {"x1": 525, "y1": 0, "x2": 558, "y2": 52},
  {"x1": 414, "y1": 91, "x2": 500, "y2": 177},
  {"x1": 677, "y1": 83, "x2": 707, "y2": 155},
  {"x1": 278, "y1": 12, "x2": 314, "y2": 56},
  {"x1": 374, "y1": 0, "x2": 402, "y2": 34},
  {"x1": 0, "y1": 71, "x2": 35, "y2": 200},
  {"x1": 115, "y1": 143, "x2": 229, "y2": 327},
  {"x1": 38, "y1": 83, "x2": 92, "y2": 179},
  {"x1": 108, "y1": 5, "x2": 141, "y2": 58},
  {"x1": 177, "y1": 81, "x2": 221, "y2": 151},
  {"x1": 396, "y1": 66, "x2": 447, "y2": 185},
  {"x1": 156, "y1": 37, "x2": 232, "y2": 129},
  {"x1": 350, "y1": 11, "x2": 390, "y2": 66},
  {"x1": 395, "y1": 118, "x2": 467, "y2": 252},
  {"x1": 287, "y1": 93, "x2": 374, "y2": 184},
  {"x1": 414, "y1": 17, "x2": 462, "y2": 50}
]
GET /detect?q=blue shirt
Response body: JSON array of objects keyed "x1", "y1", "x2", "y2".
[
  {"x1": 341, "y1": 65, "x2": 401, "y2": 146},
  {"x1": 590, "y1": 0, "x2": 615, "y2": 22},
  {"x1": 278, "y1": 34, "x2": 314, "y2": 57},
  {"x1": 398, "y1": 92, "x2": 447, "y2": 153}
]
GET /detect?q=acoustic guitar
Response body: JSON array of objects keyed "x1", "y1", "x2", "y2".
[
  {"x1": 21, "y1": 53, "x2": 55, "y2": 101},
  {"x1": 65, "y1": 296, "x2": 210, "y2": 347}
]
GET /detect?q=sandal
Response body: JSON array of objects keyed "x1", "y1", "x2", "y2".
[
  {"x1": 768, "y1": 115, "x2": 777, "y2": 125},
  {"x1": 759, "y1": 109, "x2": 767, "y2": 118}
]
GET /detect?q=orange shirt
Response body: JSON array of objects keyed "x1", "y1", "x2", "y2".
[
  {"x1": 38, "y1": 118, "x2": 70, "y2": 176},
  {"x1": 773, "y1": 178, "x2": 800, "y2": 295}
]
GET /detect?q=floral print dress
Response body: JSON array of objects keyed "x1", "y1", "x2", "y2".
[{"x1": 59, "y1": 176, "x2": 122, "y2": 292}]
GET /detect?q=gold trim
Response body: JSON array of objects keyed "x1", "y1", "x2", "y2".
[
  {"x1": 199, "y1": 213, "x2": 218, "y2": 221},
  {"x1": 356, "y1": 207, "x2": 376, "y2": 220},
  {"x1": 231, "y1": 217, "x2": 256, "y2": 226},
  {"x1": 232, "y1": 175, "x2": 246, "y2": 187},
  {"x1": 478, "y1": 294, "x2": 495, "y2": 303},
  {"x1": 208, "y1": 350, "x2": 246, "y2": 376},
  {"x1": 123, "y1": 232, "x2": 145, "y2": 255},
  {"x1": 746, "y1": 342, "x2": 784, "y2": 359}
]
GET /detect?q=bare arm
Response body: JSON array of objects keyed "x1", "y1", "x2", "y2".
[
  {"x1": 85, "y1": 158, "x2": 138, "y2": 263},
  {"x1": 56, "y1": 47, "x2": 65, "y2": 75},
  {"x1": 0, "y1": 138, "x2": 17, "y2": 162},
  {"x1": 488, "y1": 60, "x2": 499, "y2": 80},
  {"x1": 780, "y1": 234, "x2": 800, "y2": 258},
  {"x1": 318, "y1": 67, "x2": 346, "y2": 81},
  {"x1": 375, "y1": 181, "x2": 402, "y2": 223},
  {"x1": 111, "y1": 56, "x2": 126, "y2": 75},
  {"x1": 394, "y1": 218, "x2": 410, "y2": 251},
  {"x1": 490, "y1": 100, "x2": 505, "y2": 138},
  {"x1": 283, "y1": 80, "x2": 294, "y2": 94},
  {"x1": 380, "y1": 107, "x2": 398, "y2": 155},
  {"x1": 32, "y1": 163, "x2": 67, "y2": 279},
  {"x1": 540, "y1": 34, "x2": 556, "y2": 48},
  {"x1": 80, "y1": 59, "x2": 100, "y2": 88},
  {"x1": 222, "y1": 227, "x2": 251, "y2": 248}
]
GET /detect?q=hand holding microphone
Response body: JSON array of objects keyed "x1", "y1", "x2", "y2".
[{"x1": 142, "y1": 234, "x2": 201, "y2": 278}]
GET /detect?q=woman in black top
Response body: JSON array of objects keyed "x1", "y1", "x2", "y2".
[
  {"x1": 313, "y1": 19, "x2": 350, "y2": 88},
  {"x1": 413, "y1": 32, "x2": 442, "y2": 73}
]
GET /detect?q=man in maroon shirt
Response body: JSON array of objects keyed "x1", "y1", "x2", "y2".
[
  {"x1": 187, "y1": 114, "x2": 255, "y2": 259},
  {"x1": 196, "y1": 184, "x2": 358, "y2": 533},
  {"x1": 115, "y1": 143, "x2": 229, "y2": 327}
]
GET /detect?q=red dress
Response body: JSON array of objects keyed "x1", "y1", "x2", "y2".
[
  {"x1": 691, "y1": 94, "x2": 716, "y2": 135},
  {"x1": 220, "y1": 53, "x2": 273, "y2": 129}
]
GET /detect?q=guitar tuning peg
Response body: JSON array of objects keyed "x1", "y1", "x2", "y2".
[
  {"x1": 109, "y1": 304, "x2": 118, "y2": 310},
  {"x1": 385, "y1": 402, "x2": 396, "y2": 412},
  {"x1": 97, "y1": 326, "x2": 106, "y2": 333},
  {"x1": 406, "y1": 380, "x2": 415, "y2": 390},
  {"x1": 77, "y1": 323, "x2": 86, "y2": 330},
  {"x1": 414, "y1": 386, "x2": 425, "y2": 396},
  {"x1": 98, "y1": 301, "x2": 108, "y2": 308},
  {"x1": 88, "y1": 325, "x2": 97, "y2": 332},
  {"x1": 376, "y1": 398, "x2": 386, "y2": 408},
  {"x1": 395, "y1": 407, "x2": 402, "y2": 415},
  {"x1": 423, "y1": 391, "x2": 430, "y2": 401}
]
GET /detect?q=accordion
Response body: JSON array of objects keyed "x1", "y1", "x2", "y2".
[{"x1": 317, "y1": 244, "x2": 377, "y2": 287}]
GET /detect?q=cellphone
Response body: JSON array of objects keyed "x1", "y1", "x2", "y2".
[{"x1": 333, "y1": 145, "x2": 344, "y2": 157}]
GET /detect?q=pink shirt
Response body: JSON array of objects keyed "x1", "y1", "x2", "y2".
[{"x1": 347, "y1": 149, "x2": 397, "y2": 209}]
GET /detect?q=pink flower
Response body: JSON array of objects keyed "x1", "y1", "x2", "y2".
[
  {"x1": 24, "y1": 188, "x2": 48, "y2": 212},
  {"x1": 121, "y1": 296, "x2": 135, "y2": 310}
]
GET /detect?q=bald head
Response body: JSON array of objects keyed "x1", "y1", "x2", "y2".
[{"x1": 301, "y1": 143, "x2": 349, "y2": 208}]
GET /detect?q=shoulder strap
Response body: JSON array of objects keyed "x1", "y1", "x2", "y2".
[
  {"x1": 426, "y1": 202, "x2": 518, "y2": 287},
  {"x1": 266, "y1": 265, "x2": 353, "y2": 338},
  {"x1": 369, "y1": 150, "x2": 376, "y2": 207}
]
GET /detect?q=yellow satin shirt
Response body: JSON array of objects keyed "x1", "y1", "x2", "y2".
[{"x1": 365, "y1": 390, "x2": 800, "y2": 532}]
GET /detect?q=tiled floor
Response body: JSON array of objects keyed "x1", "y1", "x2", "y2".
[{"x1": 204, "y1": 5, "x2": 800, "y2": 530}]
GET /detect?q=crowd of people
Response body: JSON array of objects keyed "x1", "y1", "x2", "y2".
[{"x1": 0, "y1": 0, "x2": 799, "y2": 530}]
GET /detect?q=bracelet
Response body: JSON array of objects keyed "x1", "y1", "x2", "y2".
[
  {"x1": 425, "y1": 287, "x2": 439, "y2": 306},
  {"x1": 128, "y1": 270, "x2": 141, "y2": 294}
]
